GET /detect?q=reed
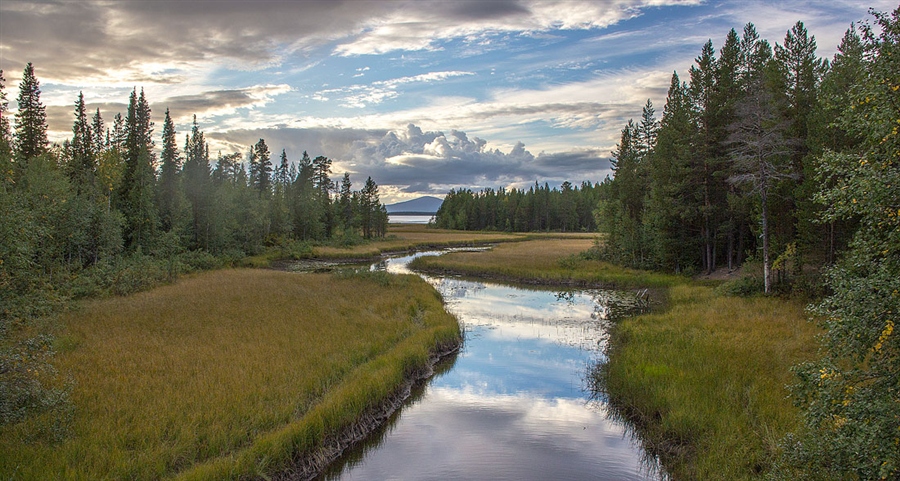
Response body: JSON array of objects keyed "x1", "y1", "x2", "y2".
[{"x1": 0, "y1": 268, "x2": 459, "y2": 480}]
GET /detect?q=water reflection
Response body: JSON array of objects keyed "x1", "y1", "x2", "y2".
[{"x1": 319, "y1": 250, "x2": 660, "y2": 480}]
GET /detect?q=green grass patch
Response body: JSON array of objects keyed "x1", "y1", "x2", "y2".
[
  {"x1": 595, "y1": 284, "x2": 820, "y2": 479},
  {"x1": 0, "y1": 268, "x2": 460, "y2": 480}
]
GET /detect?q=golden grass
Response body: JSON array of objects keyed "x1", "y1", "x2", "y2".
[
  {"x1": 601, "y1": 284, "x2": 820, "y2": 479},
  {"x1": 312, "y1": 224, "x2": 525, "y2": 259},
  {"x1": 0, "y1": 268, "x2": 459, "y2": 480},
  {"x1": 409, "y1": 237, "x2": 680, "y2": 288}
]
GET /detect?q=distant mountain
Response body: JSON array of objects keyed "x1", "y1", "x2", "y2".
[{"x1": 385, "y1": 196, "x2": 444, "y2": 214}]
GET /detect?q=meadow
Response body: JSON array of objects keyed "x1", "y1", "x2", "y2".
[
  {"x1": 411, "y1": 238, "x2": 820, "y2": 479},
  {"x1": 0, "y1": 268, "x2": 460, "y2": 480}
]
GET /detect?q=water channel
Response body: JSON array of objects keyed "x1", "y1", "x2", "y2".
[{"x1": 316, "y1": 250, "x2": 662, "y2": 480}]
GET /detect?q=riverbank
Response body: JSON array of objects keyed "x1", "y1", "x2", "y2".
[
  {"x1": 0, "y1": 268, "x2": 460, "y2": 480},
  {"x1": 408, "y1": 238, "x2": 820, "y2": 479},
  {"x1": 409, "y1": 237, "x2": 678, "y2": 289}
]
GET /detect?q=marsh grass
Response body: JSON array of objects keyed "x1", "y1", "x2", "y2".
[
  {"x1": 597, "y1": 284, "x2": 820, "y2": 479},
  {"x1": 0, "y1": 268, "x2": 459, "y2": 480},
  {"x1": 409, "y1": 237, "x2": 680, "y2": 288}
]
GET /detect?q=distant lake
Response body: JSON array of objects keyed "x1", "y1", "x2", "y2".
[{"x1": 388, "y1": 214, "x2": 434, "y2": 224}]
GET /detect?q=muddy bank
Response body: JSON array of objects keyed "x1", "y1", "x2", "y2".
[{"x1": 274, "y1": 343, "x2": 461, "y2": 481}]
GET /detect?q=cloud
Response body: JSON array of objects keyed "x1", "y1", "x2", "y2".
[
  {"x1": 333, "y1": 0, "x2": 705, "y2": 56},
  {"x1": 0, "y1": 0, "x2": 396, "y2": 84},
  {"x1": 313, "y1": 71, "x2": 475, "y2": 108}
]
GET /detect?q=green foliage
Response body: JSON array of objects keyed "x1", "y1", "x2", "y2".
[
  {"x1": 780, "y1": 8, "x2": 900, "y2": 479},
  {"x1": 435, "y1": 181, "x2": 599, "y2": 232},
  {"x1": 13, "y1": 63, "x2": 48, "y2": 165}
]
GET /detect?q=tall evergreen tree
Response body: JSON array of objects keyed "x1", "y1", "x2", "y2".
[
  {"x1": 157, "y1": 108, "x2": 183, "y2": 234},
  {"x1": 13, "y1": 63, "x2": 48, "y2": 166},
  {"x1": 0, "y1": 70, "x2": 13, "y2": 179},
  {"x1": 183, "y1": 116, "x2": 211, "y2": 249},
  {"x1": 119, "y1": 88, "x2": 157, "y2": 250},
  {"x1": 68, "y1": 91, "x2": 95, "y2": 193},
  {"x1": 249, "y1": 138, "x2": 272, "y2": 196},
  {"x1": 91, "y1": 108, "x2": 105, "y2": 156},
  {"x1": 644, "y1": 72, "x2": 699, "y2": 272},
  {"x1": 338, "y1": 172, "x2": 354, "y2": 230}
]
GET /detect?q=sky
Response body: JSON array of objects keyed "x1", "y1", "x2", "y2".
[{"x1": 0, "y1": 0, "x2": 892, "y2": 203}]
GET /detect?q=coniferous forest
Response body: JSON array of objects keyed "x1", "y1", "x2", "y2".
[{"x1": 0, "y1": 66, "x2": 388, "y2": 426}]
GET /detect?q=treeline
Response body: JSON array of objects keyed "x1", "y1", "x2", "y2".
[
  {"x1": 600, "y1": 10, "x2": 899, "y2": 479},
  {"x1": 0, "y1": 64, "x2": 386, "y2": 426},
  {"x1": 433, "y1": 181, "x2": 599, "y2": 232},
  {"x1": 596, "y1": 20, "x2": 865, "y2": 291},
  {"x1": 1, "y1": 64, "x2": 388, "y2": 278}
]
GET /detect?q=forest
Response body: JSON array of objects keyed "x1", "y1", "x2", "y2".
[
  {"x1": 0, "y1": 66, "x2": 388, "y2": 427},
  {"x1": 434, "y1": 9, "x2": 900, "y2": 477},
  {"x1": 599, "y1": 12, "x2": 899, "y2": 479},
  {"x1": 433, "y1": 181, "x2": 600, "y2": 232}
]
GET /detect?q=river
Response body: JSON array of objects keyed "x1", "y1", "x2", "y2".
[{"x1": 316, "y1": 250, "x2": 662, "y2": 480}]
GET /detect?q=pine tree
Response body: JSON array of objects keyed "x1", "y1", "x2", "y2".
[
  {"x1": 13, "y1": 63, "x2": 48, "y2": 165},
  {"x1": 725, "y1": 79, "x2": 797, "y2": 293}
]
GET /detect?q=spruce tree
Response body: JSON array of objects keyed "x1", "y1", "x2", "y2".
[
  {"x1": 183, "y1": 116, "x2": 211, "y2": 249},
  {"x1": 91, "y1": 108, "x2": 105, "y2": 156},
  {"x1": 69, "y1": 91, "x2": 96, "y2": 193},
  {"x1": 119, "y1": 88, "x2": 157, "y2": 250},
  {"x1": 249, "y1": 138, "x2": 272, "y2": 196},
  {"x1": 157, "y1": 108, "x2": 183, "y2": 234},
  {"x1": 13, "y1": 63, "x2": 48, "y2": 165},
  {"x1": 0, "y1": 70, "x2": 13, "y2": 181}
]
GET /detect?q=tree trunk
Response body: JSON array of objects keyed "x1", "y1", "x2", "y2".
[{"x1": 761, "y1": 188, "x2": 771, "y2": 294}]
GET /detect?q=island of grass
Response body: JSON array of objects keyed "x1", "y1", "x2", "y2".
[
  {"x1": 0, "y1": 268, "x2": 460, "y2": 480},
  {"x1": 408, "y1": 237, "x2": 819, "y2": 480}
]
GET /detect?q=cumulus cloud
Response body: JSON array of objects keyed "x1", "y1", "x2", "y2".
[{"x1": 345, "y1": 123, "x2": 610, "y2": 196}]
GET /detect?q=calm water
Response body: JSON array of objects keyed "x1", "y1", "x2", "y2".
[
  {"x1": 317, "y1": 251, "x2": 660, "y2": 480},
  {"x1": 387, "y1": 214, "x2": 434, "y2": 224}
]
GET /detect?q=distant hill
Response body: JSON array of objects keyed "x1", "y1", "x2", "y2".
[{"x1": 385, "y1": 196, "x2": 444, "y2": 214}]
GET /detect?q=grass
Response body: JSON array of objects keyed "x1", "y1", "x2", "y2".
[
  {"x1": 407, "y1": 236, "x2": 820, "y2": 479},
  {"x1": 597, "y1": 284, "x2": 819, "y2": 479},
  {"x1": 409, "y1": 237, "x2": 681, "y2": 288},
  {"x1": 0, "y1": 268, "x2": 460, "y2": 480}
]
